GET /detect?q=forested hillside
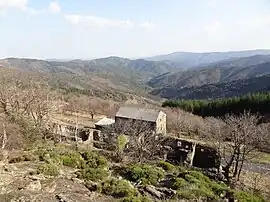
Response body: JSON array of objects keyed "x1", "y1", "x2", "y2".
[
  {"x1": 148, "y1": 58, "x2": 270, "y2": 90},
  {"x1": 162, "y1": 93, "x2": 270, "y2": 117},
  {"x1": 151, "y1": 74, "x2": 270, "y2": 99}
]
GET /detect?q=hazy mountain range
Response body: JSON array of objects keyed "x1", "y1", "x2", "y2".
[
  {"x1": 148, "y1": 54, "x2": 270, "y2": 99},
  {"x1": 145, "y1": 49, "x2": 270, "y2": 68},
  {"x1": 150, "y1": 74, "x2": 270, "y2": 100},
  {"x1": 1, "y1": 49, "x2": 270, "y2": 101}
]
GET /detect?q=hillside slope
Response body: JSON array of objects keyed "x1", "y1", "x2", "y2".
[
  {"x1": 0, "y1": 57, "x2": 177, "y2": 102},
  {"x1": 151, "y1": 74, "x2": 270, "y2": 99},
  {"x1": 148, "y1": 55, "x2": 270, "y2": 89},
  {"x1": 146, "y1": 49, "x2": 270, "y2": 68},
  {"x1": 0, "y1": 57, "x2": 176, "y2": 84}
]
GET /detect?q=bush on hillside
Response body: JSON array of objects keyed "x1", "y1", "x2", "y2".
[
  {"x1": 158, "y1": 161, "x2": 176, "y2": 173},
  {"x1": 76, "y1": 167, "x2": 108, "y2": 181},
  {"x1": 80, "y1": 151, "x2": 108, "y2": 169},
  {"x1": 37, "y1": 163, "x2": 60, "y2": 176},
  {"x1": 172, "y1": 178, "x2": 189, "y2": 190},
  {"x1": 61, "y1": 152, "x2": 84, "y2": 168},
  {"x1": 172, "y1": 170, "x2": 228, "y2": 200},
  {"x1": 120, "y1": 196, "x2": 152, "y2": 202},
  {"x1": 127, "y1": 164, "x2": 165, "y2": 186},
  {"x1": 101, "y1": 178, "x2": 137, "y2": 198}
]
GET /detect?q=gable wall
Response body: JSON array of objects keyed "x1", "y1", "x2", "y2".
[{"x1": 156, "y1": 111, "x2": 166, "y2": 134}]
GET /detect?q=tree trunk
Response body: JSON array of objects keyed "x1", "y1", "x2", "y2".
[
  {"x1": 75, "y1": 115, "x2": 79, "y2": 151},
  {"x1": 233, "y1": 148, "x2": 240, "y2": 178},
  {"x1": 1, "y1": 123, "x2": 7, "y2": 149},
  {"x1": 224, "y1": 153, "x2": 236, "y2": 184}
]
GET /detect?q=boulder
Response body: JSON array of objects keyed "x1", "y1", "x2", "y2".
[
  {"x1": 25, "y1": 180, "x2": 42, "y2": 192},
  {"x1": 72, "y1": 178, "x2": 84, "y2": 184},
  {"x1": 85, "y1": 181, "x2": 99, "y2": 192},
  {"x1": 145, "y1": 185, "x2": 163, "y2": 199},
  {"x1": 156, "y1": 187, "x2": 177, "y2": 196}
]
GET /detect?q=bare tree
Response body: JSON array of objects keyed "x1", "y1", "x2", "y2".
[
  {"x1": 203, "y1": 112, "x2": 268, "y2": 184},
  {"x1": 164, "y1": 107, "x2": 205, "y2": 136},
  {"x1": 105, "y1": 119, "x2": 166, "y2": 163},
  {"x1": 0, "y1": 70, "x2": 55, "y2": 144}
]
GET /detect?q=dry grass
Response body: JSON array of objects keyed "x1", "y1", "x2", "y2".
[
  {"x1": 240, "y1": 170, "x2": 270, "y2": 199},
  {"x1": 250, "y1": 152, "x2": 270, "y2": 165}
]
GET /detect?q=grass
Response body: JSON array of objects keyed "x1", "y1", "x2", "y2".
[
  {"x1": 233, "y1": 190, "x2": 265, "y2": 202},
  {"x1": 251, "y1": 152, "x2": 270, "y2": 165},
  {"x1": 37, "y1": 163, "x2": 60, "y2": 176}
]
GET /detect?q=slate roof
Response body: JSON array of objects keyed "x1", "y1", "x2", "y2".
[{"x1": 115, "y1": 106, "x2": 161, "y2": 122}]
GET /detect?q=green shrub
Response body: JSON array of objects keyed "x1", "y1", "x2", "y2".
[
  {"x1": 173, "y1": 170, "x2": 229, "y2": 200},
  {"x1": 120, "y1": 196, "x2": 151, "y2": 202},
  {"x1": 80, "y1": 151, "x2": 108, "y2": 169},
  {"x1": 233, "y1": 190, "x2": 265, "y2": 202},
  {"x1": 172, "y1": 178, "x2": 189, "y2": 190},
  {"x1": 209, "y1": 181, "x2": 228, "y2": 195},
  {"x1": 37, "y1": 163, "x2": 60, "y2": 176},
  {"x1": 37, "y1": 149, "x2": 62, "y2": 165},
  {"x1": 192, "y1": 186, "x2": 217, "y2": 200},
  {"x1": 101, "y1": 178, "x2": 137, "y2": 198},
  {"x1": 61, "y1": 152, "x2": 84, "y2": 168},
  {"x1": 158, "y1": 161, "x2": 175, "y2": 173},
  {"x1": 128, "y1": 164, "x2": 165, "y2": 186},
  {"x1": 76, "y1": 168, "x2": 108, "y2": 181},
  {"x1": 176, "y1": 187, "x2": 217, "y2": 200},
  {"x1": 120, "y1": 196, "x2": 141, "y2": 202},
  {"x1": 175, "y1": 189, "x2": 196, "y2": 200}
]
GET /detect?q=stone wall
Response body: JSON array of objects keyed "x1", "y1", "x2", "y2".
[{"x1": 164, "y1": 136, "x2": 220, "y2": 169}]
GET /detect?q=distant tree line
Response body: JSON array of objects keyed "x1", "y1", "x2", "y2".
[{"x1": 162, "y1": 92, "x2": 270, "y2": 117}]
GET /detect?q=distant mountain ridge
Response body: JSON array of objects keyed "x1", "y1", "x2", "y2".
[
  {"x1": 150, "y1": 74, "x2": 270, "y2": 99},
  {"x1": 148, "y1": 54, "x2": 270, "y2": 89},
  {"x1": 0, "y1": 56, "x2": 177, "y2": 84},
  {"x1": 146, "y1": 49, "x2": 270, "y2": 68}
]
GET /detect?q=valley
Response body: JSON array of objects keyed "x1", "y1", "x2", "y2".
[{"x1": 1, "y1": 50, "x2": 270, "y2": 202}]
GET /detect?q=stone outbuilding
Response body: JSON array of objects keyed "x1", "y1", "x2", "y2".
[{"x1": 114, "y1": 106, "x2": 167, "y2": 134}]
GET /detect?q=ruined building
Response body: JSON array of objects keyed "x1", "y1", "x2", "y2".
[{"x1": 164, "y1": 136, "x2": 221, "y2": 169}]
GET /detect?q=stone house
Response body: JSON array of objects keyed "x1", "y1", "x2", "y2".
[{"x1": 114, "y1": 106, "x2": 167, "y2": 134}]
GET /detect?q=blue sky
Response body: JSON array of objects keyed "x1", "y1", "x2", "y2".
[{"x1": 1, "y1": 0, "x2": 270, "y2": 59}]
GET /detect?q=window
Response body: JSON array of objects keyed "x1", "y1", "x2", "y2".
[{"x1": 177, "y1": 141, "x2": 182, "y2": 147}]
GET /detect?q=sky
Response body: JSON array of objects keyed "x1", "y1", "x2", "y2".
[{"x1": 1, "y1": 0, "x2": 270, "y2": 59}]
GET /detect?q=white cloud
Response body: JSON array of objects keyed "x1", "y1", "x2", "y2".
[
  {"x1": 65, "y1": 14, "x2": 134, "y2": 28},
  {"x1": 0, "y1": 0, "x2": 28, "y2": 10},
  {"x1": 139, "y1": 21, "x2": 156, "y2": 29},
  {"x1": 0, "y1": 0, "x2": 61, "y2": 15},
  {"x1": 65, "y1": 14, "x2": 157, "y2": 30},
  {"x1": 48, "y1": 1, "x2": 61, "y2": 14}
]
